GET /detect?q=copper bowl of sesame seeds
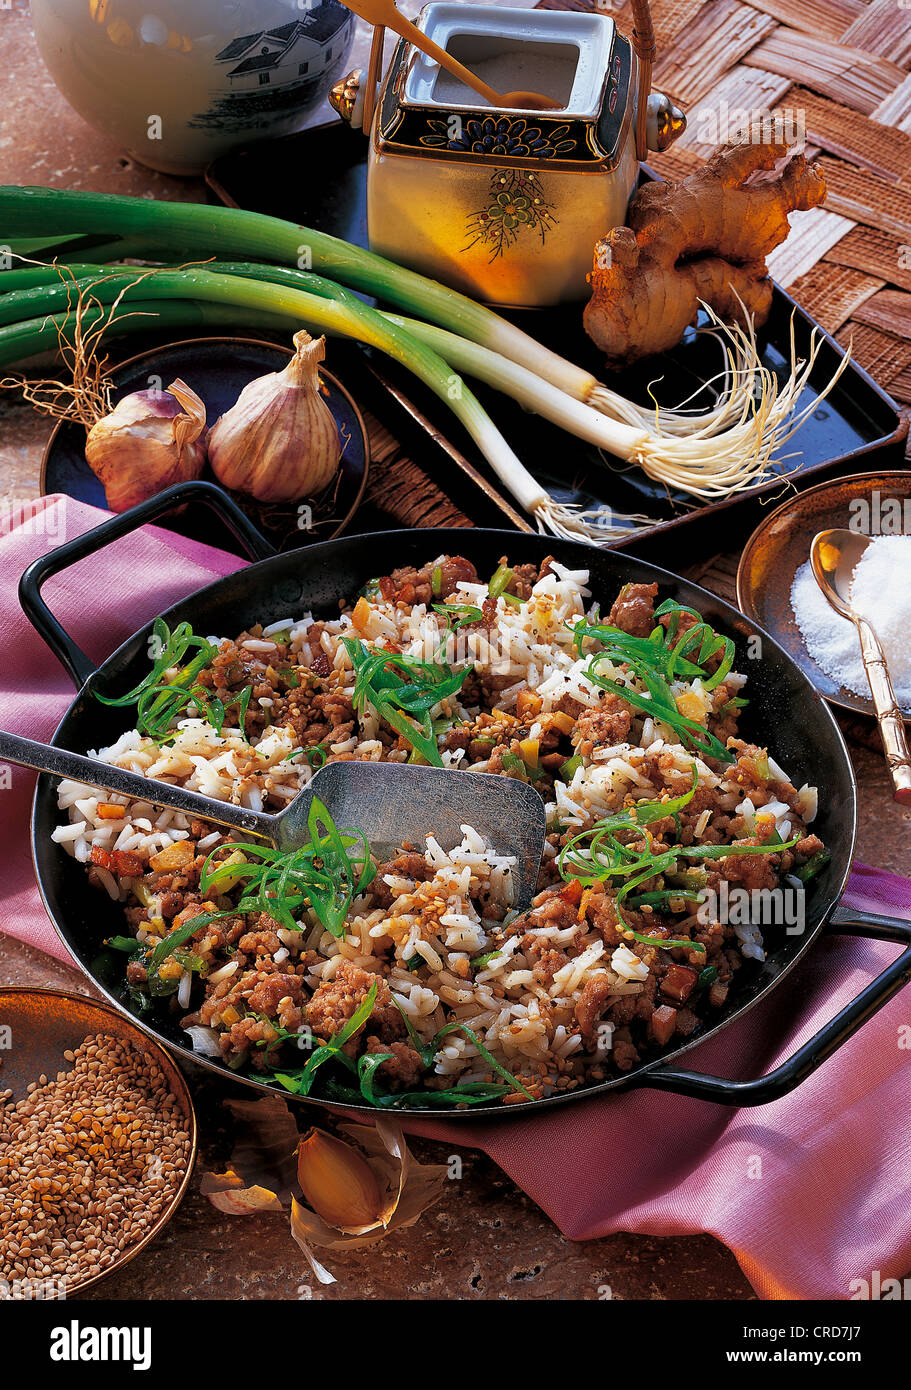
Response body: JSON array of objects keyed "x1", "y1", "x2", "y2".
[{"x1": 0, "y1": 987, "x2": 197, "y2": 1298}]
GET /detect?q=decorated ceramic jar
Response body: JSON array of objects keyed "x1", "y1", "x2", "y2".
[
  {"x1": 31, "y1": 0, "x2": 356, "y2": 176},
  {"x1": 331, "y1": 3, "x2": 684, "y2": 307}
]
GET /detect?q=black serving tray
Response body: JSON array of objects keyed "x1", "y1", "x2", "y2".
[{"x1": 207, "y1": 118, "x2": 908, "y2": 567}]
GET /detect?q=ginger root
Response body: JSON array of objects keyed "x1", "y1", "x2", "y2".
[{"x1": 583, "y1": 136, "x2": 827, "y2": 367}]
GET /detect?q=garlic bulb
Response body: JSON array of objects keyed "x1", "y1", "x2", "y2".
[
  {"x1": 207, "y1": 332, "x2": 341, "y2": 503},
  {"x1": 84, "y1": 378, "x2": 207, "y2": 513}
]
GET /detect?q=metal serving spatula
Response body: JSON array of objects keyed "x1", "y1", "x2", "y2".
[{"x1": 0, "y1": 730, "x2": 547, "y2": 907}]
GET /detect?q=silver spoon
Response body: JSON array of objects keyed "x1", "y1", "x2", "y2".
[
  {"x1": 810, "y1": 529, "x2": 911, "y2": 805},
  {"x1": 0, "y1": 730, "x2": 547, "y2": 907}
]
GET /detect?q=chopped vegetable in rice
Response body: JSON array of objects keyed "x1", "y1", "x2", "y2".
[{"x1": 53, "y1": 555, "x2": 827, "y2": 1107}]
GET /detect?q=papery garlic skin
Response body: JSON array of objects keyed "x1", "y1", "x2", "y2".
[
  {"x1": 85, "y1": 378, "x2": 207, "y2": 513},
  {"x1": 296, "y1": 1127, "x2": 384, "y2": 1230},
  {"x1": 207, "y1": 332, "x2": 341, "y2": 503}
]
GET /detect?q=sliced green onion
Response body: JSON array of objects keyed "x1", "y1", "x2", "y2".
[
  {"x1": 104, "y1": 935, "x2": 144, "y2": 954},
  {"x1": 390, "y1": 995, "x2": 532, "y2": 1101},
  {"x1": 470, "y1": 949, "x2": 503, "y2": 972},
  {"x1": 558, "y1": 764, "x2": 798, "y2": 940},
  {"x1": 433, "y1": 602, "x2": 483, "y2": 630},
  {"x1": 147, "y1": 913, "x2": 221, "y2": 969},
  {"x1": 793, "y1": 848, "x2": 831, "y2": 883},
  {"x1": 199, "y1": 797, "x2": 374, "y2": 938},
  {"x1": 273, "y1": 980, "x2": 378, "y2": 1096},
  {"x1": 625, "y1": 889, "x2": 702, "y2": 911},
  {"x1": 695, "y1": 965, "x2": 719, "y2": 993},
  {"x1": 501, "y1": 751, "x2": 527, "y2": 779},
  {"x1": 488, "y1": 565, "x2": 514, "y2": 601},
  {"x1": 342, "y1": 637, "x2": 467, "y2": 766}
]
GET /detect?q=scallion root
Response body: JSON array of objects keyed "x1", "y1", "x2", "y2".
[
  {"x1": 589, "y1": 303, "x2": 852, "y2": 498},
  {"x1": 532, "y1": 497, "x2": 660, "y2": 544}
]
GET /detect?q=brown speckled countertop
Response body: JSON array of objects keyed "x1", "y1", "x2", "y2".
[
  {"x1": 0, "y1": 935, "x2": 755, "y2": 1301},
  {"x1": 1, "y1": 0, "x2": 908, "y2": 1303}
]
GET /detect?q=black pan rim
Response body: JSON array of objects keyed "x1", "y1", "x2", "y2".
[{"x1": 29, "y1": 525, "x2": 857, "y2": 1120}]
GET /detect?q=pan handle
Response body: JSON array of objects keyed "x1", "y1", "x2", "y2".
[
  {"x1": 636, "y1": 906, "x2": 911, "y2": 1106},
  {"x1": 19, "y1": 480, "x2": 276, "y2": 689}
]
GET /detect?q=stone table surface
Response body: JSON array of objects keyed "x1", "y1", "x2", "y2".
[{"x1": 1, "y1": 0, "x2": 908, "y2": 1303}]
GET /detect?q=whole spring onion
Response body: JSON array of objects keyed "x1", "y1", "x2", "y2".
[
  {"x1": 138, "y1": 260, "x2": 840, "y2": 514},
  {"x1": 0, "y1": 185, "x2": 852, "y2": 521},
  {"x1": 0, "y1": 263, "x2": 608, "y2": 540},
  {"x1": 0, "y1": 184, "x2": 596, "y2": 397}
]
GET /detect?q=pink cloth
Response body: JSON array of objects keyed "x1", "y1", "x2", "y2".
[
  {"x1": 0, "y1": 495, "x2": 242, "y2": 960},
  {"x1": 2, "y1": 495, "x2": 909, "y2": 1301}
]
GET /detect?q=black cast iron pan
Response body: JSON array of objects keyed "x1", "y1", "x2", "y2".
[{"x1": 20, "y1": 481, "x2": 911, "y2": 1115}]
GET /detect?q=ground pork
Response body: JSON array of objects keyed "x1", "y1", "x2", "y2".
[
  {"x1": 305, "y1": 960, "x2": 405, "y2": 1046},
  {"x1": 571, "y1": 693, "x2": 633, "y2": 757},
  {"x1": 574, "y1": 976, "x2": 613, "y2": 1044},
  {"x1": 379, "y1": 555, "x2": 477, "y2": 607},
  {"x1": 506, "y1": 562, "x2": 540, "y2": 600},
  {"x1": 365, "y1": 1036, "x2": 426, "y2": 1088},
  {"x1": 247, "y1": 973, "x2": 304, "y2": 1015},
  {"x1": 607, "y1": 581, "x2": 658, "y2": 638}
]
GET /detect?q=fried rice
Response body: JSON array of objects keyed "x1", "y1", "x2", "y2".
[{"x1": 52, "y1": 554, "x2": 826, "y2": 1107}]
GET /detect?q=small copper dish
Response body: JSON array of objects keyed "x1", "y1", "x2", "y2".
[
  {"x1": 0, "y1": 986, "x2": 197, "y2": 1297},
  {"x1": 736, "y1": 469, "x2": 911, "y2": 721}
]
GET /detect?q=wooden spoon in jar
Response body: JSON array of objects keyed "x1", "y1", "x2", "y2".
[
  {"x1": 341, "y1": 0, "x2": 564, "y2": 112},
  {"x1": 811, "y1": 528, "x2": 911, "y2": 804}
]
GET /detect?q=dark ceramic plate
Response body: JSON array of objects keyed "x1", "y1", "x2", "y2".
[
  {"x1": 41, "y1": 337, "x2": 370, "y2": 555},
  {"x1": 207, "y1": 120, "x2": 907, "y2": 566},
  {"x1": 736, "y1": 469, "x2": 911, "y2": 721}
]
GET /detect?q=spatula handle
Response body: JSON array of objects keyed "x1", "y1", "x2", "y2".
[{"x1": 0, "y1": 728, "x2": 277, "y2": 840}]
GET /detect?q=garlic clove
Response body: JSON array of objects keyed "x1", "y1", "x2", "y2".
[
  {"x1": 296, "y1": 1126, "x2": 384, "y2": 1230},
  {"x1": 200, "y1": 1099, "x2": 448, "y2": 1284},
  {"x1": 207, "y1": 332, "x2": 342, "y2": 504},
  {"x1": 85, "y1": 377, "x2": 207, "y2": 513}
]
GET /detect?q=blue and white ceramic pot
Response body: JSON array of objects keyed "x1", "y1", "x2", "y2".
[{"x1": 31, "y1": 0, "x2": 356, "y2": 175}]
